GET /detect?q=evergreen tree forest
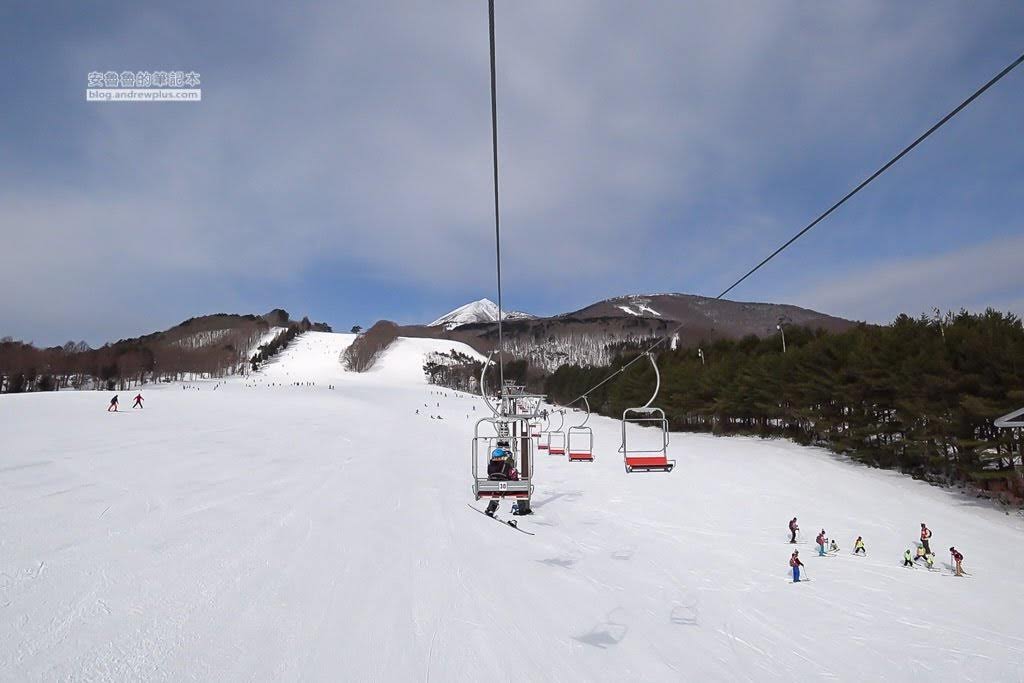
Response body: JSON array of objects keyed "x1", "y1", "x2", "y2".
[{"x1": 544, "y1": 310, "x2": 1024, "y2": 504}]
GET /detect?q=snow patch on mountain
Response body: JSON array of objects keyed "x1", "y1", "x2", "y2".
[
  {"x1": 614, "y1": 296, "x2": 661, "y2": 318},
  {"x1": 429, "y1": 298, "x2": 533, "y2": 329}
]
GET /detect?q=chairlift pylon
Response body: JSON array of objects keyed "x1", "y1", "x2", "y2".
[
  {"x1": 472, "y1": 351, "x2": 535, "y2": 510},
  {"x1": 567, "y1": 396, "x2": 595, "y2": 462},
  {"x1": 620, "y1": 353, "x2": 674, "y2": 473}
]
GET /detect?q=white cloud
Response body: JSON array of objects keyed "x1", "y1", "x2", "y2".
[
  {"x1": 790, "y1": 233, "x2": 1024, "y2": 322},
  {"x1": 1, "y1": 1, "x2": 1020, "y2": 343}
]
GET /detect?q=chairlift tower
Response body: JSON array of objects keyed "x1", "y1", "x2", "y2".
[{"x1": 471, "y1": 355, "x2": 547, "y2": 515}]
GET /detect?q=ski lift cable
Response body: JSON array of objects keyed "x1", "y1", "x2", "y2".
[
  {"x1": 488, "y1": 0, "x2": 506, "y2": 390},
  {"x1": 564, "y1": 49, "x2": 1024, "y2": 409}
]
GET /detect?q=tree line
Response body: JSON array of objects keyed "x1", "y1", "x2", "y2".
[
  {"x1": 543, "y1": 309, "x2": 1024, "y2": 505},
  {"x1": 1, "y1": 314, "x2": 328, "y2": 393}
]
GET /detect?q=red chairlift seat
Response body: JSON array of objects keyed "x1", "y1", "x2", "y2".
[{"x1": 620, "y1": 354, "x2": 674, "y2": 474}]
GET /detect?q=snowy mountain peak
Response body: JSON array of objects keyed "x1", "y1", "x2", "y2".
[{"x1": 429, "y1": 298, "x2": 533, "y2": 330}]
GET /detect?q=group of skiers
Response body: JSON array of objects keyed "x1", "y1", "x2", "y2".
[
  {"x1": 787, "y1": 518, "x2": 966, "y2": 582},
  {"x1": 107, "y1": 394, "x2": 144, "y2": 412}
]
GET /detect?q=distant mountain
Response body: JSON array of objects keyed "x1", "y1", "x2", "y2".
[
  {"x1": 562, "y1": 293, "x2": 854, "y2": 337},
  {"x1": 408, "y1": 292, "x2": 861, "y2": 371},
  {"x1": 429, "y1": 298, "x2": 534, "y2": 330}
]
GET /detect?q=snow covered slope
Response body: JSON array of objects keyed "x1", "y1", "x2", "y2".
[
  {"x1": 253, "y1": 331, "x2": 485, "y2": 385},
  {"x1": 2, "y1": 332, "x2": 1023, "y2": 680},
  {"x1": 429, "y1": 298, "x2": 533, "y2": 329}
]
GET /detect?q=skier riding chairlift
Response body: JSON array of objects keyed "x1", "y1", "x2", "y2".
[{"x1": 485, "y1": 444, "x2": 519, "y2": 517}]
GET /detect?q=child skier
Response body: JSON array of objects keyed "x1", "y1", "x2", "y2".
[
  {"x1": 132, "y1": 393, "x2": 144, "y2": 409},
  {"x1": 107, "y1": 395, "x2": 119, "y2": 412},
  {"x1": 829, "y1": 539, "x2": 839, "y2": 553},
  {"x1": 925, "y1": 553, "x2": 936, "y2": 570},
  {"x1": 903, "y1": 549, "x2": 914, "y2": 567},
  {"x1": 949, "y1": 547, "x2": 965, "y2": 576},
  {"x1": 789, "y1": 517, "x2": 799, "y2": 543},
  {"x1": 790, "y1": 550, "x2": 804, "y2": 582},
  {"x1": 853, "y1": 537, "x2": 866, "y2": 555},
  {"x1": 915, "y1": 544, "x2": 927, "y2": 563}
]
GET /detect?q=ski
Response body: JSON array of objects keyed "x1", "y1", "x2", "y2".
[{"x1": 467, "y1": 504, "x2": 535, "y2": 535}]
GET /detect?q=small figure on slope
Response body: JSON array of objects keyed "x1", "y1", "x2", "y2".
[
  {"x1": 790, "y1": 550, "x2": 805, "y2": 582},
  {"x1": 132, "y1": 393, "x2": 144, "y2": 409},
  {"x1": 107, "y1": 395, "x2": 119, "y2": 412},
  {"x1": 829, "y1": 539, "x2": 839, "y2": 554},
  {"x1": 925, "y1": 553, "x2": 936, "y2": 570},
  {"x1": 903, "y1": 549, "x2": 914, "y2": 567},
  {"x1": 915, "y1": 544, "x2": 927, "y2": 563},
  {"x1": 920, "y1": 523, "x2": 933, "y2": 555},
  {"x1": 816, "y1": 529, "x2": 827, "y2": 557},
  {"x1": 853, "y1": 536, "x2": 866, "y2": 556},
  {"x1": 789, "y1": 517, "x2": 799, "y2": 544},
  {"x1": 949, "y1": 547, "x2": 965, "y2": 577}
]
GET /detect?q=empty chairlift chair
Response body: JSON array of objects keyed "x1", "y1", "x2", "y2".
[
  {"x1": 537, "y1": 415, "x2": 551, "y2": 451},
  {"x1": 620, "y1": 353, "x2": 674, "y2": 473},
  {"x1": 567, "y1": 397, "x2": 594, "y2": 462},
  {"x1": 548, "y1": 410, "x2": 566, "y2": 456}
]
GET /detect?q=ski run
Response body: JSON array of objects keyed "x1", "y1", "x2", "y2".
[{"x1": 3, "y1": 331, "x2": 1023, "y2": 681}]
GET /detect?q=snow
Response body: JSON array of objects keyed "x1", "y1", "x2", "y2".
[
  {"x1": 248, "y1": 326, "x2": 287, "y2": 356},
  {"x1": 615, "y1": 298, "x2": 661, "y2": 318},
  {"x1": 636, "y1": 303, "x2": 661, "y2": 317},
  {"x1": 3, "y1": 331, "x2": 1024, "y2": 680},
  {"x1": 429, "y1": 298, "x2": 532, "y2": 329}
]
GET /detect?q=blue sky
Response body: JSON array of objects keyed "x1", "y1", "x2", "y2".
[{"x1": 1, "y1": 1, "x2": 1022, "y2": 346}]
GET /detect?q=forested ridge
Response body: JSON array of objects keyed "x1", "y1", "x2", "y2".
[
  {"x1": 543, "y1": 310, "x2": 1024, "y2": 504},
  {"x1": 1, "y1": 313, "x2": 329, "y2": 392}
]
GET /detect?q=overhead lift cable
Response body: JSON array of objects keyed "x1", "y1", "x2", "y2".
[
  {"x1": 565, "y1": 50, "x2": 1024, "y2": 409},
  {"x1": 488, "y1": 0, "x2": 506, "y2": 389}
]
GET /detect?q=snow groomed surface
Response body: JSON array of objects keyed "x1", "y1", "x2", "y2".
[{"x1": 2, "y1": 332, "x2": 1023, "y2": 680}]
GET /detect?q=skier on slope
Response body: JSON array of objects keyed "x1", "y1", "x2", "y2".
[
  {"x1": 920, "y1": 523, "x2": 933, "y2": 555},
  {"x1": 829, "y1": 539, "x2": 839, "y2": 553},
  {"x1": 915, "y1": 544, "x2": 927, "y2": 563},
  {"x1": 816, "y1": 530, "x2": 827, "y2": 557},
  {"x1": 107, "y1": 395, "x2": 119, "y2": 412},
  {"x1": 132, "y1": 393, "x2": 144, "y2": 409},
  {"x1": 949, "y1": 547, "x2": 965, "y2": 576},
  {"x1": 790, "y1": 550, "x2": 805, "y2": 582},
  {"x1": 789, "y1": 517, "x2": 799, "y2": 543},
  {"x1": 903, "y1": 549, "x2": 914, "y2": 567},
  {"x1": 925, "y1": 553, "x2": 936, "y2": 570},
  {"x1": 853, "y1": 537, "x2": 866, "y2": 555}
]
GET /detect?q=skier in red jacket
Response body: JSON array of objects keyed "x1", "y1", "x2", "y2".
[
  {"x1": 132, "y1": 393, "x2": 144, "y2": 409},
  {"x1": 788, "y1": 517, "x2": 799, "y2": 543},
  {"x1": 920, "y1": 523, "x2": 932, "y2": 554},
  {"x1": 949, "y1": 547, "x2": 965, "y2": 576},
  {"x1": 790, "y1": 550, "x2": 804, "y2": 582}
]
